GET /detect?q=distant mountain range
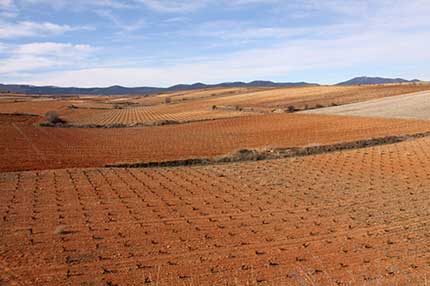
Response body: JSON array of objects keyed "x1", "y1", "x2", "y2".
[
  {"x1": 336, "y1": 76, "x2": 422, "y2": 86},
  {"x1": 0, "y1": 81, "x2": 318, "y2": 96},
  {"x1": 0, "y1": 77, "x2": 424, "y2": 95}
]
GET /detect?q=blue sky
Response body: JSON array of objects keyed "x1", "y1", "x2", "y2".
[{"x1": 0, "y1": 0, "x2": 429, "y2": 87}]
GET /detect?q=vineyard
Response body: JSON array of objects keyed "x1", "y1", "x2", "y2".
[
  {"x1": 1, "y1": 136, "x2": 430, "y2": 285},
  {"x1": 2, "y1": 84, "x2": 430, "y2": 285},
  {"x1": 2, "y1": 113, "x2": 430, "y2": 172},
  {"x1": 67, "y1": 104, "x2": 250, "y2": 126},
  {"x1": 2, "y1": 84, "x2": 430, "y2": 127},
  {"x1": 0, "y1": 99, "x2": 72, "y2": 116},
  {"x1": 138, "y1": 87, "x2": 270, "y2": 105},
  {"x1": 201, "y1": 83, "x2": 430, "y2": 111}
]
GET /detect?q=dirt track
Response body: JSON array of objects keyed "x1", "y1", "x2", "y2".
[
  {"x1": 2, "y1": 137, "x2": 430, "y2": 285},
  {"x1": 302, "y1": 91, "x2": 430, "y2": 120}
]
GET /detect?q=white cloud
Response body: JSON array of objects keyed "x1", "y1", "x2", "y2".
[
  {"x1": 0, "y1": 21, "x2": 77, "y2": 38},
  {"x1": 0, "y1": 0, "x2": 18, "y2": 17},
  {"x1": 137, "y1": 0, "x2": 207, "y2": 12},
  {"x1": 22, "y1": 0, "x2": 209, "y2": 13},
  {"x1": 0, "y1": 42, "x2": 95, "y2": 74},
  {"x1": 0, "y1": 42, "x2": 7, "y2": 54},
  {"x1": 19, "y1": 0, "x2": 132, "y2": 10},
  {"x1": 96, "y1": 9, "x2": 145, "y2": 32},
  {"x1": 182, "y1": 20, "x2": 350, "y2": 41},
  {"x1": 0, "y1": 56, "x2": 55, "y2": 74},
  {"x1": 0, "y1": 0, "x2": 13, "y2": 8},
  {"x1": 1, "y1": 0, "x2": 430, "y2": 85},
  {"x1": 19, "y1": 25, "x2": 430, "y2": 87},
  {"x1": 16, "y1": 42, "x2": 93, "y2": 55}
]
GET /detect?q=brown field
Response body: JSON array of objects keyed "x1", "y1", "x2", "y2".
[
  {"x1": 2, "y1": 84, "x2": 430, "y2": 285},
  {"x1": 3, "y1": 113, "x2": 430, "y2": 172},
  {"x1": 0, "y1": 99, "x2": 74, "y2": 118},
  {"x1": 201, "y1": 83, "x2": 430, "y2": 111},
  {"x1": 1, "y1": 136, "x2": 430, "y2": 285},
  {"x1": 136, "y1": 87, "x2": 272, "y2": 105},
  {"x1": 2, "y1": 83, "x2": 430, "y2": 126},
  {"x1": 66, "y1": 103, "x2": 249, "y2": 126}
]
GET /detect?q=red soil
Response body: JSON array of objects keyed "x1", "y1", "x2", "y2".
[
  {"x1": 0, "y1": 114, "x2": 42, "y2": 125},
  {"x1": 202, "y1": 84, "x2": 430, "y2": 110},
  {"x1": 2, "y1": 113, "x2": 430, "y2": 172},
  {"x1": 3, "y1": 84, "x2": 430, "y2": 127},
  {"x1": 1, "y1": 137, "x2": 430, "y2": 285},
  {"x1": 0, "y1": 100, "x2": 71, "y2": 115}
]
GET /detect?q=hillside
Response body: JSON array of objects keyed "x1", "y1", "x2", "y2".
[
  {"x1": 337, "y1": 76, "x2": 421, "y2": 86},
  {"x1": 0, "y1": 81, "x2": 318, "y2": 96}
]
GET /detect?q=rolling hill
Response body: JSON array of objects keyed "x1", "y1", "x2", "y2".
[
  {"x1": 337, "y1": 76, "x2": 421, "y2": 86},
  {"x1": 0, "y1": 81, "x2": 318, "y2": 96}
]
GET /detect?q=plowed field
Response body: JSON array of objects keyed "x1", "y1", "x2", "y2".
[
  {"x1": 3, "y1": 113, "x2": 430, "y2": 172},
  {"x1": 1, "y1": 136, "x2": 430, "y2": 285}
]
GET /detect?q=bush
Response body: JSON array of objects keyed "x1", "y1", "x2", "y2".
[
  {"x1": 45, "y1": 111, "x2": 65, "y2": 124},
  {"x1": 164, "y1": 97, "x2": 172, "y2": 104},
  {"x1": 287, "y1": 105, "x2": 296, "y2": 112},
  {"x1": 212, "y1": 105, "x2": 217, "y2": 110}
]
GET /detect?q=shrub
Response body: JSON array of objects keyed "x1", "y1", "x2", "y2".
[
  {"x1": 212, "y1": 105, "x2": 217, "y2": 110},
  {"x1": 45, "y1": 111, "x2": 65, "y2": 124},
  {"x1": 287, "y1": 105, "x2": 296, "y2": 112},
  {"x1": 54, "y1": 225, "x2": 66, "y2": 235},
  {"x1": 164, "y1": 97, "x2": 172, "y2": 104}
]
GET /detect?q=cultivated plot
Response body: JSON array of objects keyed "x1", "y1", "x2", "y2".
[
  {"x1": 2, "y1": 84, "x2": 430, "y2": 127},
  {"x1": 67, "y1": 104, "x2": 249, "y2": 126},
  {"x1": 201, "y1": 83, "x2": 430, "y2": 111},
  {"x1": 3, "y1": 113, "x2": 430, "y2": 172},
  {"x1": 1, "y1": 136, "x2": 430, "y2": 285}
]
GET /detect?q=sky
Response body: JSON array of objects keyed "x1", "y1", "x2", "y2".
[{"x1": 0, "y1": 0, "x2": 429, "y2": 87}]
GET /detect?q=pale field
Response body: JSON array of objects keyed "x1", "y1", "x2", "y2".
[{"x1": 302, "y1": 91, "x2": 430, "y2": 120}]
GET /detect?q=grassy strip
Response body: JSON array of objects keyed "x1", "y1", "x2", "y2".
[
  {"x1": 39, "y1": 119, "x2": 181, "y2": 128},
  {"x1": 106, "y1": 131, "x2": 430, "y2": 168},
  {"x1": 0, "y1": 112, "x2": 39, "y2": 117}
]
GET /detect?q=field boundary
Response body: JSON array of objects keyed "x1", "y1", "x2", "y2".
[
  {"x1": 106, "y1": 131, "x2": 430, "y2": 168},
  {"x1": 0, "y1": 112, "x2": 40, "y2": 117}
]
